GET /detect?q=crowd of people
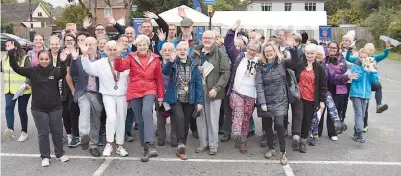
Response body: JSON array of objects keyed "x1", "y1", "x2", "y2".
[{"x1": 1, "y1": 8, "x2": 392, "y2": 167}]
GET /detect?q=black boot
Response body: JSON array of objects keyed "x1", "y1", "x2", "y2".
[{"x1": 260, "y1": 131, "x2": 268, "y2": 147}]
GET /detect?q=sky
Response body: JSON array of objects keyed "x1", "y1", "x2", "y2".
[{"x1": 18, "y1": 0, "x2": 69, "y2": 7}]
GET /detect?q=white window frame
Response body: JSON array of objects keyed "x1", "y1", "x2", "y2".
[
  {"x1": 285, "y1": 3, "x2": 292, "y2": 11},
  {"x1": 261, "y1": 3, "x2": 272, "y2": 11},
  {"x1": 305, "y1": 2, "x2": 316, "y2": 11},
  {"x1": 38, "y1": 12, "x2": 42, "y2": 17}
]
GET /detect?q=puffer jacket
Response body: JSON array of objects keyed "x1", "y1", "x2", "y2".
[
  {"x1": 255, "y1": 47, "x2": 300, "y2": 117},
  {"x1": 349, "y1": 61, "x2": 379, "y2": 99}
]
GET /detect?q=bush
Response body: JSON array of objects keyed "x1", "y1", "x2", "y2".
[
  {"x1": 363, "y1": 7, "x2": 396, "y2": 48},
  {"x1": 1, "y1": 23, "x2": 14, "y2": 34},
  {"x1": 388, "y1": 19, "x2": 401, "y2": 53}
]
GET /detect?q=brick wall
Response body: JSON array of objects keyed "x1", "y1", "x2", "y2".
[{"x1": 95, "y1": 8, "x2": 127, "y2": 26}]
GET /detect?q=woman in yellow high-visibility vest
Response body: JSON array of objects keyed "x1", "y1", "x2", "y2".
[{"x1": 1, "y1": 38, "x2": 32, "y2": 141}]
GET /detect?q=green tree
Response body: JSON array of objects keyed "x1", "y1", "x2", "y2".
[
  {"x1": 215, "y1": 0, "x2": 233, "y2": 11},
  {"x1": 324, "y1": 0, "x2": 350, "y2": 16},
  {"x1": 363, "y1": 7, "x2": 396, "y2": 47},
  {"x1": 328, "y1": 9, "x2": 362, "y2": 27},
  {"x1": 55, "y1": 4, "x2": 87, "y2": 28},
  {"x1": 388, "y1": 11, "x2": 401, "y2": 53},
  {"x1": 1, "y1": 0, "x2": 17, "y2": 3},
  {"x1": 24, "y1": 0, "x2": 53, "y2": 14}
]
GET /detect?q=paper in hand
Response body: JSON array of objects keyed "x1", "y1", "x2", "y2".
[
  {"x1": 380, "y1": 35, "x2": 400, "y2": 47},
  {"x1": 201, "y1": 61, "x2": 214, "y2": 78},
  {"x1": 12, "y1": 83, "x2": 26, "y2": 100}
]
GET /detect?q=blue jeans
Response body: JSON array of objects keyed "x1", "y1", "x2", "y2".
[
  {"x1": 125, "y1": 108, "x2": 135, "y2": 136},
  {"x1": 249, "y1": 116, "x2": 255, "y2": 132},
  {"x1": 5, "y1": 93, "x2": 30, "y2": 132},
  {"x1": 130, "y1": 94, "x2": 155, "y2": 147},
  {"x1": 351, "y1": 97, "x2": 368, "y2": 138}
]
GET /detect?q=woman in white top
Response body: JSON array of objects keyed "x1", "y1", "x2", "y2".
[{"x1": 81, "y1": 40, "x2": 130, "y2": 157}]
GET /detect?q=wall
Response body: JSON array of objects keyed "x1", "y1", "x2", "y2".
[
  {"x1": 14, "y1": 27, "x2": 52, "y2": 39},
  {"x1": 95, "y1": 8, "x2": 127, "y2": 25},
  {"x1": 32, "y1": 4, "x2": 50, "y2": 18},
  {"x1": 247, "y1": 2, "x2": 325, "y2": 11}
]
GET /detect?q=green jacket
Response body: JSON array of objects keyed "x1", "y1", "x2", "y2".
[{"x1": 192, "y1": 44, "x2": 231, "y2": 100}]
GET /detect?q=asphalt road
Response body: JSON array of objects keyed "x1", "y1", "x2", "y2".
[{"x1": 1, "y1": 51, "x2": 401, "y2": 176}]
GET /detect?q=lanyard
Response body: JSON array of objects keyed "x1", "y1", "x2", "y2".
[{"x1": 107, "y1": 59, "x2": 120, "y2": 90}]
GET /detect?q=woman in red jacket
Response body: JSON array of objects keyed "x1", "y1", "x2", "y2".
[{"x1": 114, "y1": 34, "x2": 164, "y2": 162}]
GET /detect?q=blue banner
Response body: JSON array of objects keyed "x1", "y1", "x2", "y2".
[
  {"x1": 319, "y1": 25, "x2": 331, "y2": 41},
  {"x1": 203, "y1": 0, "x2": 216, "y2": 5},
  {"x1": 192, "y1": 0, "x2": 203, "y2": 12},
  {"x1": 132, "y1": 18, "x2": 146, "y2": 36},
  {"x1": 195, "y1": 26, "x2": 205, "y2": 43}
]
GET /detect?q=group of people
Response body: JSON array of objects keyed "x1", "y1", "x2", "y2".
[{"x1": 1, "y1": 8, "x2": 391, "y2": 167}]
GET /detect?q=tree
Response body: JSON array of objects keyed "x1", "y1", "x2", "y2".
[
  {"x1": 55, "y1": 4, "x2": 87, "y2": 28},
  {"x1": 24, "y1": 0, "x2": 53, "y2": 13},
  {"x1": 215, "y1": 0, "x2": 233, "y2": 11},
  {"x1": 324, "y1": 0, "x2": 350, "y2": 16},
  {"x1": 363, "y1": 7, "x2": 396, "y2": 47},
  {"x1": 328, "y1": 9, "x2": 362, "y2": 27},
  {"x1": 1, "y1": 0, "x2": 17, "y2": 3}
]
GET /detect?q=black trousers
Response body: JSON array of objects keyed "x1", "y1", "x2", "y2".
[
  {"x1": 364, "y1": 102, "x2": 369, "y2": 128},
  {"x1": 262, "y1": 116, "x2": 285, "y2": 152},
  {"x1": 291, "y1": 99, "x2": 303, "y2": 136},
  {"x1": 333, "y1": 94, "x2": 347, "y2": 122},
  {"x1": 301, "y1": 99, "x2": 315, "y2": 139},
  {"x1": 317, "y1": 107, "x2": 336, "y2": 137},
  {"x1": 171, "y1": 101, "x2": 195, "y2": 144},
  {"x1": 341, "y1": 83, "x2": 351, "y2": 121},
  {"x1": 62, "y1": 92, "x2": 79, "y2": 137}
]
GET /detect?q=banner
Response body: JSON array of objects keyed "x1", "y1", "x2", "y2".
[
  {"x1": 319, "y1": 25, "x2": 331, "y2": 41},
  {"x1": 132, "y1": 18, "x2": 146, "y2": 36}
]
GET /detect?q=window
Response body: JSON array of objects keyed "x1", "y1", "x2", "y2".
[
  {"x1": 305, "y1": 3, "x2": 316, "y2": 11},
  {"x1": 285, "y1": 3, "x2": 292, "y2": 11},
  {"x1": 261, "y1": 3, "x2": 272, "y2": 11},
  {"x1": 38, "y1": 12, "x2": 42, "y2": 17}
]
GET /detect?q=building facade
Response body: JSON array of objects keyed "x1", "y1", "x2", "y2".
[{"x1": 247, "y1": 0, "x2": 325, "y2": 11}]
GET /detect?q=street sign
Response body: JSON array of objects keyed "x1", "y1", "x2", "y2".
[
  {"x1": 319, "y1": 25, "x2": 331, "y2": 41},
  {"x1": 207, "y1": 5, "x2": 213, "y2": 13},
  {"x1": 132, "y1": 18, "x2": 146, "y2": 36},
  {"x1": 204, "y1": 0, "x2": 216, "y2": 5}
]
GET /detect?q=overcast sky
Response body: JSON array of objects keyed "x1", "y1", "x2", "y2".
[{"x1": 18, "y1": 0, "x2": 69, "y2": 7}]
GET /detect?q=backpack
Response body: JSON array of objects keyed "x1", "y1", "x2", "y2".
[{"x1": 278, "y1": 64, "x2": 300, "y2": 104}]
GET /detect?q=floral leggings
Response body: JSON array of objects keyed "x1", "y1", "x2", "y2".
[
  {"x1": 229, "y1": 91, "x2": 255, "y2": 142},
  {"x1": 311, "y1": 92, "x2": 341, "y2": 136}
]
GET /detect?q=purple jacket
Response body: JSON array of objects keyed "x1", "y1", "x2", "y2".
[{"x1": 224, "y1": 29, "x2": 246, "y2": 68}]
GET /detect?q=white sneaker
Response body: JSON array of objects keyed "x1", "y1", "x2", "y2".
[
  {"x1": 4, "y1": 129, "x2": 15, "y2": 139},
  {"x1": 67, "y1": 134, "x2": 72, "y2": 145},
  {"x1": 57, "y1": 155, "x2": 69, "y2": 162},
  {"x1": 41, "y1": 158, "x2": 50, "y2": 167},
  {"x1": 331, "y1": 136, "x2": 338, "y2": 141},
  {"x1": 18, "y1": 132, "x2": 29, "y2": 142},
  {"x1": 103, "y1": 144, "x2": 113, "y2": 156},
  {"x1": 116, "y1": 146, "x2": 128, "y2": 157}
]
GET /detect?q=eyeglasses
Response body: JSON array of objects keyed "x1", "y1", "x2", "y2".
[
  {"x1": 329, "y1": 47, "x2": 338, "y2": 50},
  {"x1": 177, "y1": 48, "x2": 187, "y2": 52},
  {"x1": 247, "y1": 48, "x2": 257, "y2": 52},
  {"x1": 265, "y1": 50, "x2": 274, "y2": 53},
  {"x1": 65, "y1": 40, "x2": 74, "y2": 42},
  {"x1": 95, "y1": 28, "x2": 105, "y2": 31},
  {"x1": 203, "y1": 37, "x2": 214, "y2": 40}
]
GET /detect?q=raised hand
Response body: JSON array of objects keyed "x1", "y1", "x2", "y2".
[
  {"x1": 178, "y1": 7, "x2": 186, "y2": 18},
  {"x1": 232, "y1": 20, "x2": 241, "y2": 30},
  {"x1": 286, "y1": 35, "x2": 295, "y2": 47},
  {"x1": 169, "y1": 50, "x2": 176, "y2": 63},
  {"x1": 144, "y1": 11, "x2": 158, "y2": 20},
  {"x1": 60, "y1": 50, "x2": 68, "y2": 61},
  {"x1": 70, "y1": 48, "x2": 79, "y2": 59},
  {"x1": 156, "y1": 28, "x2": 166, "y2": 41},
  {"x1": 83, "y1": 16, "x2": 92, "y2": 29},
  {"x1": 385, "y1": 40, "x2": 391, "y2": 48},
  {"x1": 79, "y1": 44, "x2": 89, "y2": 57},
  {"x1": 106, "y1": 16, "x2": 117, "y2": 25}
]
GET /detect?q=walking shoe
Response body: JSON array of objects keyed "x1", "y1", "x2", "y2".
[
  {"x1": 98, "y1": 136, "x2": 105, "y2": 146},
  {"x1": 18, "y1": 131, "x2": 29, "y2": 142},
  {"x1": 247, "y1": 131, "x2": 255, "y2": 137},
  {"x1": 103, "y1": 144, "x2": 113, "y2": 156},
  {"x1": 171, "y1": 141, "x2": 178, "y2": 147},
  {"x1": 149, "y1": 143, "x2": 158, "y2": 157},
  {"x1": 192, "y1": 131, "x2": 199, "y2": 139},
  {"x1": 280, "y1": 152, "x2": 288, "y2": 166},
  {"x1": 68, "y1": 136, "x2": 81, "y2": 148},
  {"x1": 220, "y1": 134, "x2": 231, "y2": 142},
  {"x1": 265, "y1": 148, "x2": 275, "y2": 159},
  {"x1": 176, "y1": 151, "x2": 188, "y2": 160},
  {"x1": 195, "y1": 146, "x2": 208, "y2": 153},
  {"x1": 125, "y1": 135, "x2": 134, "y2": 142},
  {"x1": 57, "y1": 155, "x2": 70, "y2": 162},
  {"x1": 309, "y1": 136, "x2": 319, "y2": 146},
  {"x1": 335, "y1": 122, "x2": 348, "y2": 134},
  {"x1": 209, "y1": 147, "x2": 217, "y2": 155},
  {"x1": 292, "y1": 135, "x2": 300, "y2": 151},
  {"x1": 157, "y1": 141, "x2": 165, "y2": 146},
  {"x1": 331, "y1": 136, "x2": 338, "y2": 141},
  {"x1": 299, "y1": 138, "x2": 307, "y2": 153},
  {"x1": 363, "y1": 126, "x2": 368, "y2": 133},
  {"x1": 66, "y1": 134, "x2": 72, "y2": 145},
  {"x1": 218, "y1": 129, "x2": 224, "y2": 135},
  {"x1": 233, "y1": 135, "x2": 241, "y2": 148},
  {"x1": 116, "y1": 146, "x2": 129, "y2": 157},
  {"x1": 4, "y1": 129, "x2": 15, "y2": 139},
  {"x1": 134, "y1": 123, "x2": 138, "y2": 130},
  {"x1": 177, "y1": 143, "x2": 186, "y2": 154},
  {"x1": 41, "y1": 158, "x2": 50, "y2": 167},
  {"x1": 90, "y1": 148, "x2": 101, "y2": 157},
  {"x1": 141, "y1": 148, "x2": 150, "y2": 162},
  {"x1": 260, "y1": 132, "x2": 268, "y2": 147},
  {"x1": 80, "y1": 135, "x2": 90, "y2": 150},
  {"x1": 376, "y1": 104, "x2": 388, "y2": 113},
  {"x1": 240, "y1": 142, "x2": 247, "y2": 154}
]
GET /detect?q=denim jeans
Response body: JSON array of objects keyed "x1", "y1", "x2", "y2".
[
  {"x1": 5, "y1": 93, "x2": 30, "y2": 132},
  {"x1": 350, "y1": 97, "x2": 368, "y2": 138}
]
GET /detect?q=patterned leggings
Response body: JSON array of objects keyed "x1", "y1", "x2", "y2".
[
  {"x1": 229, "y1": 91, "x2": 255, "y2": 142},
  {"x1": 311, "y1": 92, "x2": 341, "y2": 136}
]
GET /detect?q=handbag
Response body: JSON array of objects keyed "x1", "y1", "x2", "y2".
[{"x1": 192, "y1": 106, "x2": 201, "y2": 119}]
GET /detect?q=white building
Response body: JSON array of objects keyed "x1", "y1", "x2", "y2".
[{"x1": 247, "y1": 0, "x2": 325, "y2": 11}]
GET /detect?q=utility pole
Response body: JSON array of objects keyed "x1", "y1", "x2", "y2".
[{"x1": 29, "y1": 0, "x2": 35, "y2": 41}]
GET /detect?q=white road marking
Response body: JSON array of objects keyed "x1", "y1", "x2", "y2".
[
  {"x1": 283, "y1": 164, "x2": 295, "y2": 176},
  {"x1": 92, "y1": 158, "x2": 113, "y2": 176},
  {"x1": 379, "y1": 76, "x2": 401, "y2": 84},
  {"x1": 2, "y1": 153, "x2": 401, "y2": 166}
]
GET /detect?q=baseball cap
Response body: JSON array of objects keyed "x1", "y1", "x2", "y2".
[{"x1": 181, "y1": 18, "x2": 193, "y2": 27}]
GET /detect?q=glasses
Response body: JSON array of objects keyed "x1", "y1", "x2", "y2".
[
  {"x1": 95, "y1": 28, "x2": 105, "y2": 31},
  {"x1": 203, "y1": 37, "x2": 214, "y2": 40},
  {"x1": 177, "y1": 48, "x2": 187, "y2": 52},
  {"x1": 247, "y1": 48, "x2": 257, "y2": 52},
  {"x1": 65, "y1": 39, "x2": 74, "y2": 42},
  {"x1": 265, "y1": 50, "x2": 274, "y2": 53},
  {"x1": 329, "y1": 47, "x2": 337, "y2": 50}
]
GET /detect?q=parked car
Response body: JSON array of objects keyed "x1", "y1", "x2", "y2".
[{"x1": 1, "y1": 33, "x2": 34, "y2": 51}]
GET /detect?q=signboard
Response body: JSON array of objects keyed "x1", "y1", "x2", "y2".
[
  {"x1": 195, "y1": 26, "x2": 205, "y2": 43},
  {"x1": 207, "y1": 5, "x2": 213, "y2": 13},
  {"x1": 319, "y1": 25, "x2": 331, "y2": 41},
  {"x1": 204, "y1": 0, "x2": 216, "y2": 5},
  {"x1": 132, "y1": 18, "x2": 146, "y2": 36},
  {"x1": 104, "y1": 7, "x2": 112, "y2": 17}
]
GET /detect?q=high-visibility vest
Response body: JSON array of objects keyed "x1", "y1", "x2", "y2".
[{"x1": 2, "y1": 55, "x2": 32, "y2": 95}]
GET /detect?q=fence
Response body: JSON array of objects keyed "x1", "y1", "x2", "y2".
[
  {"x1": 13, "y1": 27, "x2": 53, "y2": 40},
  {"x1": 331, "y1": 27, "x2": 374, "y2": 48}
]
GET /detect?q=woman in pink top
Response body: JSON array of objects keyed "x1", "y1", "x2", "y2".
[{"x1": 27, "y1": 35, "x2": 45, "y2": 67}]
